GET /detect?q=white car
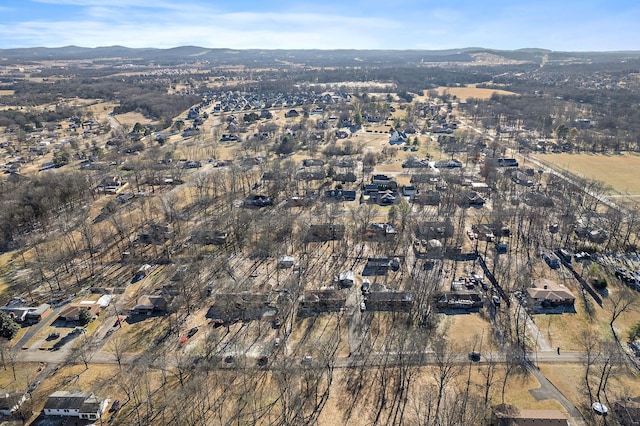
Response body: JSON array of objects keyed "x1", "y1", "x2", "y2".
[{"x1": 360, "y1": 301, "x2": 366, "y2": 312}]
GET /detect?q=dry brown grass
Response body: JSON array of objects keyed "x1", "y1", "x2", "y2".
[
  {"x1": 0, "y1": 90, "x2": 15, "y2": 96},
  {"x1": 534, "y1": 152, "x2": 640, "y2": 196},
  {"x1": 289, "y1": 314, "x2": 349, "y2": 358},
  {"x1": 113, "y1": 111, "x2": 159, "y2": 127},
  {"x1": 441, "y1": 312, "x2": 499, "y2": 352},
  {"x1": 432, "y1": 86, "x2": 517, "y2": 101},
  {"x1": 540, "y1": 363, "x2": 640, "y2": 412},
  {"x1": 534, "y1": 280, "x2": 639, "y2": 351}
]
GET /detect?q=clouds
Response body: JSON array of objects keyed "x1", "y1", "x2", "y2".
[{"x1": 0, "y1": 0, "x2": 639, "y2": 50}]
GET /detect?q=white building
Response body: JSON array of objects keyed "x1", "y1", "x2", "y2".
[{"x1": 44, "y1": 390, "x2": 108, "y2": 421}]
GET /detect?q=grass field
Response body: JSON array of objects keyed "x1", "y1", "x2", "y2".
[
  {"x1": 534, "y1": 152, "x2": 640, "y2": 197},
  {"x1": 540, "y1": 363, "x2": 640, "y2": 413},
  {"x1": 433, "y1": 85, "x2": 517, "y2": 101},
  {"x1": 113, "y1": 111, "x2": 159, "y2": 127}
]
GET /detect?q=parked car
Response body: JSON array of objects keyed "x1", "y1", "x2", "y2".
[
  {"x1": 47, "y1": 332, "x2": 60, "y2": 339},
  {"x1": 468, "y1": 351, "x2": 481, "y2": 362},
  {"x1": 272, "y1": 316, "x2": 282, "y2": 328},
  {"x1": 301, "y1": 355, "x2": 313, "y2": 364},
  {"x1": 109, "y1": 399, "x2": 120, "y2": 413},
  {"x1": 360, "y1": 301, "x2": 366, "y2": 312},
  {"x1": 187, "y1": 327, "x2": 199, "y2": 338},
  {"x1": 361, "y1": 279, "x2": 370, "y2": 294}
]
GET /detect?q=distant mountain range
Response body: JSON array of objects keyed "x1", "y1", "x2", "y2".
[{"x1": 1, "y1": 46, "x2": 639, "y2": 67}]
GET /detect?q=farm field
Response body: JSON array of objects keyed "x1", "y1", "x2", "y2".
[{"x1": 533, "y1": 152, "x2": 640, "y2": 198}]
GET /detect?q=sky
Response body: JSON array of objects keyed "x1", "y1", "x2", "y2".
[{"x1": 0, "y1": 0, "x2": 639, "y2": 51}]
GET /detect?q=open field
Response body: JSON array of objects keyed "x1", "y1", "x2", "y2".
[
  {"x1": 433, "y1": 85, "x2": 518, "y2": 100},
  {"x1": 533, "y1": 152, "x2": 640, "y2": 197},
  {"x1": 113, "y1": 111, "x2": 160, "y2": 127},
  {"x1": 0, "y1": 89, "x2": 15, "y2": 96},
  {"x1": 540, "y1": 363, "x2": 640, "y2": 414}
]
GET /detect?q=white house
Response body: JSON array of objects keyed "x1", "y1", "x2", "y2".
[
  {"x1": 389, "y1": 129, "x2": 408, "y2": 145},
  {"x1": 0, "y1": 391, "x2": 27, "y2": 416},
  {"x1": 44, "y1": 390, "x2": 108, "y2": 421}
]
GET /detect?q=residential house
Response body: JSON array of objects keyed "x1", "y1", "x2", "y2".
[
  {"x1": 96, "y1": 176, "x2": 124, "y2": 193},
  {"x1": 496, "y1": 158, "x2": 519, "y2": 167},
  {"x1": 333, "y1": 172, "x2": 357, "y2": 183},
  {"x1": 364, "y1": 223, "x2": 397, "y2": 240},
  {"x1": 434, "y1": 159, "x2": 462, "y2": 169},
  {"x1": 389, "y1": 129, "x2": 408, "y2": 145},
  {"x1": 416, "y1": 220, "x2": 454, "y2": 240},
  {"x1": 279, "y1": 255, "x2": 295, "y2": 269},
  {"x1": 0, "y1": 299, "x2": 51, "y2": 324},
  {"x1": 365, "y1": 284, "x2": 413, "y2": 312},
  {"x1": 285, "y1": 109, "x2": 300, "y2": 118},
  {"x1": 511, "y1": 171, "x2": 533, "y2": 187},
  {"x1": 402, "y1": 157, "x2": 432, "y2": 168},
  {"x1": 466, "y1": 191, "x2": 486, "y2": 206},
  {"x1": 206, "y1": 293, "x2": 274, "y2": 322},
  {"x1": 25, "y1": 303, "x2": 52, "y2": 323},
  {"x1": 325, "y1": 189, "x2": 357, "y2": 202},
  {"x1": 526, "y1": 278, "x2": 576, "y2": 309},
  {"x1": 402, "y1": 185, "x2": 417, "y2": 197},
  {"x1": 363, "y1": 256, "x2": 399, "y2": 275},
  {"x1": 58, "y1": 303, "x2": 101, "y2": 322},
  {"x1": 192, "y1": 230, "x2": 229, "y2": 245},
  {"x1": 371, "y1": 174, "x2": 395, "y2": 187},
  {"x1": 373, "y1": 190, "x2": 398, "y2": 206},
  {"x1": 130, "y1": 295, "x2": 170, "y2": 315},
  {"x1": 43, "y1": 390, "x2": 108, "y2": 421},
  {"x1": 302, "y1": 158, "x2": 325, "y2": 167},
  {"x1": 300, "y1": 289, "x2": 347, "y2": 314},
  {"x1": 335, "y1": 130, "x2": 349, "y2": 139},
  {"x1": 472, "y1": 224, "x2": 496, "y2": 242},
  {"x1": 490, "y1": 404, "x2": 569, "y2": 425},
  {"x1": 414, "y1": 190, "x2": 441, "y2": 206},
  {"x1": 0, "y1": 391, "x2": 27, "y2": 417},
  {"x1": 243, "y1": 194, "x2": 272, "y2": 208},
  {"x1": 296, "y1": 169, "x2": 326, "y2": 182}
]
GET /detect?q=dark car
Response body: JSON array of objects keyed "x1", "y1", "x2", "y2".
[
  {"x1": 109, "y1": 400, "x2": 120, "y2": 413},
  {"x1": 187, "y1": 327, "x2": 199, "y2": 338},
  {"x1": 468, "y1": 351, "x2": 481, "y2": 362}
]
